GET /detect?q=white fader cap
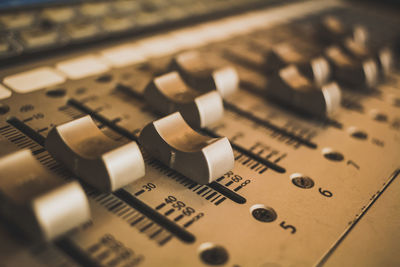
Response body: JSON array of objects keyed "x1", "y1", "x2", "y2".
[
  {"x1": 46, "y1": 115, "x2": 145, "y2": 192},
  {"x1": 139, "y1": 112, "x2": 234, "y2": 184},
  {"x1": 0, "y1": 140, "x2": 90, "y2": 241}
]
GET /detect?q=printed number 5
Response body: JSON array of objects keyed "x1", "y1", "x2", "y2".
[{"x1": 280, "y1": 221, "x2": 296, "y2": 234}]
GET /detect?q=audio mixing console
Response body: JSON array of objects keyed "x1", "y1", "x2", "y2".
[{"x1": 0, "y1": 0, "x2": 399, "y2": 266}]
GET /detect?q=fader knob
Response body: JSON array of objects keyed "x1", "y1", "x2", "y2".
[
  {"x1": 267, "y1": 65, "x2": 341, "y2": 118},
  {"x1": 139, "y1": 112, "x2": 234, "y2": 184},
  {"x1": 170, "y1": 50, "x2": 239, "y2": 97},
  {"x1": 324, "y1": 46, "x2": 378, "y2": 88},
  {"x1": 144, "y1": 71, "x2": 224, "y2": 128},
  {"x1": 318, "y1": 15, "x2": 347, "y2": 43},
  {"x1": 317, "y1": 15, "x2": 368, "y2": 45},
  {"x1": 0, "y1": 139, "x2": 90, "y2": 240},
  {"x1": 343, "y1": 37, "x2": 394, "y2": 76},
  {"x1": 45, "y1": 115, "x2": 145, "y2": 192},
  {"x1": 262, "y1": 43, "x2": 331, "y2": 85},
  {"x1": 378, "y1": 47, "x2": 395, "y2": 75},
  {"x1": 223, "y1": 45, "x2": 267, "y2": 71}
]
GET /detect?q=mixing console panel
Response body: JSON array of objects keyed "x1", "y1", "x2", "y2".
[{"x1": 0, "y1": 1, "x2": 399, "y2": 266}]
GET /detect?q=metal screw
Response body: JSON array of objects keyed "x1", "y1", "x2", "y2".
[
  {"x1": 322, "y1": 148, "x2": 344, "y2": 162},
  {"x1": 251, "y1": 205, "x2": 277, "y2": 223},
  {"x1": 291, "y1": 175, "x2": 314, "y2": 189},
  {"x1": 199, "y1": 243, "x2": 229, "y2": 265}
]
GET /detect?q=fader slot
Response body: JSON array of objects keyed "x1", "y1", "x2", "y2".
[
  {"x1": 224, "y1": 101, "x2": 318, "y2": 148},
  {"x1": 114, "y1": 190, "x2": 196, "y2": 243}
]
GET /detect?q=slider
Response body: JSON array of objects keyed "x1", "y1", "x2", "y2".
[
  {"x1": 169, "y1": 50, "x2": 239, "y2": 98},
  {"x1": 0, "y1": 139, "x2": 90, "y2": 240},
  {"x1": 224, "y1": 41, "x2": 331, "y2": 85},
  {"x1": 316, "y1": 15, "x2": 368, "y2": 45},
  {"x1": 267, "y1": 65, "x2": 341, "y2": 118},
  {"x1": 324, "y1": 45, "x2": 378, "y2": 88},
  {"x1": 317, "y1": 16, "x2": 393, "y2": 81},
  {"x1": 139, "y1": 112, "x2": 234, "y2": 184},
  {"x1": 261, "y1": 42, "x2": 331, "y2": 85},
  {"x1": 223, "y1": 44, "x2": 267, "y2": 71},
  {"x1": 46, "y1": 115, "x2": 145, "y2": 191},
  {"x1": 342, "y1": 37, "x2": 394, "y2": 76},
  {"x1": 144, "y1": 71, "x2": 224, "y2": 129}
]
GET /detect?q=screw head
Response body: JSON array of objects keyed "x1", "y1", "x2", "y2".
[
  {"x1": 199, "y1": 243, "x2": 229, "y2": 265},
  {"x1": 291, "y1": 173, "x2": 314, "y2": 189},
  {"x1": 250, "y1": 204, "x2": 277, "y2": 222}
]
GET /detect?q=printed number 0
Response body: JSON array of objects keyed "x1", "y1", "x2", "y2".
[{"x1": 143, "y1": 183, "x2": 156, "y2": 191}]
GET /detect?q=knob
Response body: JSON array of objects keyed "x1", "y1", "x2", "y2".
[
  {"x1": 139, "y1": 112, "x2": 234, "y2": 184},
  {"x1": 262, "y1": 42, "x2": 331, "y2": 85},
  {"x1": 317, "y1": 15, "x2": 368, "y2": 45},
  {"x1": 377, "y1": 46, "x2": 395, "y2": 75},
  {"x1": 223, "y1": 44, "x2": 267, "y2": 71},
  {"x1": 169, "y1": 51, "x2": 239, "y2": 98},
  {"x1": 343, "y1": 37, "x2": 394, "y2": 76},
  {"x1": 0, "y1": 139, "x2": 90, "y2": 240},
  {"x1": 324, "y1": 46, "x2": 378, "y2": 88},
  {"x1": 45, "y1": 115, "x2": 145, "y2": 192},
  {"x1": 267, "y1": 65, "x2": 341, "y2": 118},
  {"x1": 144, "y1": 71, "x2": 224, "y2": 128}
]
